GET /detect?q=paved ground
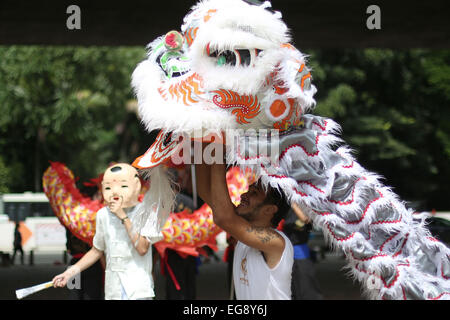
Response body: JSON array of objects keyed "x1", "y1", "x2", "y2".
[{"x1": 0, "y1": 250, "x2": 362, "y2": 300}]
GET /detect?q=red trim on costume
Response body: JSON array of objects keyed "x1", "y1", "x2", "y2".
[
  {"x1": 279, "y1": 134, "x2": 323, "y2": 160},
  {"x1": 379, "y1": 232, "x2": 399, "y2": 252},
  {"x1": 298, "y1": 181, "x2": 325, "y2": 194},
  {"x1": 292, "y1": 188, "x2": 308, "y2": 197},
  {"x1": 371, "y1": 216, "x2": 402, "y2": 225},
  {"x1": 325, "y1": 223, "x2": 355, "y2": 242},
  {"x1": 350, "y1": 251, "x2": 387, "y2": 262},
  {"x1": 342, "y1": 161, "x2": 354, "y2": 169},
  {"x1": 442, "y1": 261, "x2": 450, "y2": 280},
  {"x1": 355, "y1": 260, "x2": 410, "y2": 290},
  {"x1": 401, "y1": 286, "x2": 407, "y2": 300},
  {"x1": 428, "y1": 292, "x2": 450, "y2": 300},
  {"x1": 311, "y1": 209, "x2": 332, "y2": 216},
  {"x1": 392, "y1": 234, "x2": 409, "y2": 258},
  {"x1": 312, "y1": 120, "x2": 327, "y2": 131},
  {"x1": 345, "y1": 190, "x2": 383, "y2": 225},
  {"x1": 328, "y1": 177, "x2": 366, "y2": 206}
]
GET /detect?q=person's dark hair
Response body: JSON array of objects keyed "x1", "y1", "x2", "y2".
[{"x1": 260, "y1": 183, "x2": 290, "y2": 228}]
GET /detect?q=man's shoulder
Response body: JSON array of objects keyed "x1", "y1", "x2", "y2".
[
  {"x1": 237, "y1": 227, "x2": 286, "y2": 247},
  {"x1": 276, "y1": 230, "x2": 294, "y2": 258},
  {"x1": 246, "y1": 225, "x2": 285, "y2": 240}
]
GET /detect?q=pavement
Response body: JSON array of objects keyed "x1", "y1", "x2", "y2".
[{"x1": 0, "y1": 250, "x2": 362, "y2": 300}]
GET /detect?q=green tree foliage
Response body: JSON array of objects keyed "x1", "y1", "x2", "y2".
[
  {"x1": 0, "y1": 156, "x2": 11, "y2": 194},
  {"x1": 0, "y1": 46, "x2": 150, "y2": 192},
  {"x1": 307, "y1": 49, "x2": 450, "y2": 210}
]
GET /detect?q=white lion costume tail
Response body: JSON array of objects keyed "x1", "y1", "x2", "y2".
[
  {"x1": 243, "y1": 115, "x2": 450, "y2": 300},
  {"x1": 131, "y1": 0, "x2": 450, "y2": 299}
]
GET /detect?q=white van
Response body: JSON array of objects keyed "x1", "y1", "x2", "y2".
[{"x1": 0, "y1": 192, "x2": 66, "y2": 264}]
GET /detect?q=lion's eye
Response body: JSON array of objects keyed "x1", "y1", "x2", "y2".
[
  {"x1": 211, "y1": 50, "x2": 236, "y2": 66},
  {"x1": 207, "y1": 44, "x2": 261, "y2": 67},
  {"x1": 236, "y1": 49, "x2": 251, "y2": 66}
]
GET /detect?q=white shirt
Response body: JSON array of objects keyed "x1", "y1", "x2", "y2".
[
  {"x1": 233, "y1": 229, "x2": 293, "y2": 300},
  {"x1": 93, "y1": 203, "x2": 163, "y2": 300}
]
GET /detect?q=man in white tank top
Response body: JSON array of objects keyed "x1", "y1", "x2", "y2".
[{"x1": 196, "y1": 163, "x2": 293, "y2": 300}]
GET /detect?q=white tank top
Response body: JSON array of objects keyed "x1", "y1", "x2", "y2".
[{"x1": 233, "y1": 229, "x2": 293, "y2": 300}]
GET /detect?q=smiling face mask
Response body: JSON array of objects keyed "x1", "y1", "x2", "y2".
[{"x1": 101, "y1": 163, "x2": 142, "y2": 209}]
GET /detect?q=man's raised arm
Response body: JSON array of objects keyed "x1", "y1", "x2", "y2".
[{"x1": 208, "y1": 164, "x2": 285, "y2": 269}]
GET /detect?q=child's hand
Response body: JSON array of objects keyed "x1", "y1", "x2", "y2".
[
  {"x1": 108, "y1": 196, "x2": 126, "y2": 219},
  {"x1": 53, "y1": 265, "x2": 80, "y2": 288},
  {"x1": 52, "y1": 271, "x2": 71, "y2": 288}
]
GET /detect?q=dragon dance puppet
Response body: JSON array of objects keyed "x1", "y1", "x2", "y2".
[{"x1": 129, "y1": 0, "x2": 450, "y2": 299}]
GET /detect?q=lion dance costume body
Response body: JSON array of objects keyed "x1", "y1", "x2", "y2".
[{"x1": 129, "y1": 0, "x2": 450, "y2": 300}]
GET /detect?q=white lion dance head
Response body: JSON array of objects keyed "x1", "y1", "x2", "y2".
[
  {"x1": 132, "y1": 0, "x2": 450, "y2": 300},
  {"x1": 132, "y1": 0, "x2": 316, "y2": 164}
]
